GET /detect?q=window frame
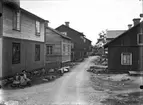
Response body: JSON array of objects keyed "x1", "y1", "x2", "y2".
[
  {"x1": 35, "y1": 20, "x2": 41, "y2": 36},
  {"x1": 46, "y1": 45, "x2": 53, "y2": 55},
  {"x1": 13, "y1": 10, "x2": 21, "y2": 31},
  {"x1": 35, "y1": 44, "x2": 40, "y2": 61},
  {"x1": 121, "y1": 52, "x2": 132, "y2": 65},
  {"x1": 12, "y1": 42, "x2": 20, "y2": 64},
  {"x1": 137, "y1": 33, "x2": 143, "y2": 45}
]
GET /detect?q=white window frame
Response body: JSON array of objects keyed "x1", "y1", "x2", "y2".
[
  {"x1": 61, "y1": 32, "x2": 67, "y2": 36},
  {"x1": 13, "y1": 10, "x2": 21, "y2": 31},
  {"x1": 137, "y1": 33, "x2": 143, "y2": 45},
  {"x1": 46, "y1": 45, "x2": 53, "y2": 55},
  {"x1": 35, "y1": 20, "x2": 41, "y2": 35},
  {"x1": 121, "y1": 52, "x2": 132, "y2": 65}
]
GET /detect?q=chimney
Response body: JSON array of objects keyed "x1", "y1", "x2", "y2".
[
  {"x1": 128, "y1": 24, "x2": 132, "y2": 29},
  {"x1": 133, "y1": 18, "x2": 141, "y2": 26},
  {"x1": 65, "y1": 22, "x2": 70, "y2": 27},
  {"x1": 45, "y1": 20, "x2": 49, "y2": 27}
]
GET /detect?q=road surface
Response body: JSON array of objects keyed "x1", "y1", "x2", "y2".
[{"x1": 1, "y1": 56, "x2": 108, "y2": 105}]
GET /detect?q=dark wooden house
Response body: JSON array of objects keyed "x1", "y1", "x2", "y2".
[
  {"x1": 56, "y1": 22, "x2": 92, "y2": 61},
  {"x1": 104, "y1": 18, "x2": 143, "y2": 72}
]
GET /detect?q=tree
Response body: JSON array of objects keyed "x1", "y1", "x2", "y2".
[{"x1": 96, "y1": 30, "x2": 107, "y2": 46}]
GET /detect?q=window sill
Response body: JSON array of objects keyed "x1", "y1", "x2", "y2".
[
  {"x1": 137, "y1": 43, "x2": 143, "y2": 46},
  {"x1": 35, "y1": 33, "x2": 41, "y2": 36},
  {"x1": 12, "y1": 29, "x2": 21, "y2": 32}
]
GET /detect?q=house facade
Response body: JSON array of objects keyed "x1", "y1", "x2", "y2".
[
  {"x1": 45, "y1": 25, "x2": 72, "y2": 69},
  {"x1": 104, "y1": 18, "x2": 143, "y2": 72},
  {"x1": 56, "y1": 22, "x2": 92, "y2": 61},
  {"x1": 1, "y1": 1, "x2": 45, "y2": 78}
]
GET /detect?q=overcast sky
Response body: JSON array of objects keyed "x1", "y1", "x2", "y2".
[{"x1": 20, "y1": 0, "x2": 142, "y2": 45}]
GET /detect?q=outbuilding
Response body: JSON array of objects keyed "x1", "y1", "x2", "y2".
[{"x1": 104, "y1": 18, "x2": 143, "y2": 73}]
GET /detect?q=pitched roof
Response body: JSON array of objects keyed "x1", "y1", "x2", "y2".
[
  {"x1": 20, "y1": 8, "x2": 45, "y2": 21},
  {"x1": 56, "y1": 24, "x2": 85, "y2": 36},
  {"x1": 46, "y1": 27, "x2": 71, "y2": 40},
  {"x1": 106, "y1": 30, "x2": 126, "y2": 38},
  {"x1": 104, "y1": 22, "x2": 142, "y2": 48}
]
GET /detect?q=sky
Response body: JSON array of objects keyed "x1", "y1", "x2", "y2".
[{"x1": 20, "y1": 0, "x2": 142, "y2": 45}]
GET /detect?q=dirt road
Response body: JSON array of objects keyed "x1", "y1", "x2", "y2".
[{"x1": 1, "y1": 56, "x2": 108, "y2": 105}]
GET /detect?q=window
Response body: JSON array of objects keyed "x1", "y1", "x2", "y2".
[
  {"x1": 12, "y1": 43, "x2": 20, "y2": 64},
  {"x1": 61, "y1": 32, "x2": 67, "y2": 36},
  {"x1": 13, "y1": 10, "x2": 21, "y2": 31},
  {"x1": 46, "y1": 45, "x2": 53, "y2": 55},
  {"x1": 35, "y1": 44, "x2": 40, "y2": 61},
  {"x1": 121, "y1": 53, "x2": 132, "y2": 65},
  {"x1": 63, "y1": 44, "x2": 66, "y2": 52},
  {"x1": 35, "y1": 21, "x2": 40, "y2": 35},
  {"x1": 137, "y1": 33, "x2": 143, "y2": 45}
]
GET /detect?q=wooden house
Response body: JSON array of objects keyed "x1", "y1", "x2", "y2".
[
  {"x1": 45, "y1": 24, "x2": 72, "y2": 69},
  {"x1": 56, "y1": 22, "x2": 92, "y2": 61},
  {"x1": 1, "y1": 1, "x2": 45, "y2": 78},
  {"x1": 104, "y1": 18, "x2": 143, "y2": 72}
]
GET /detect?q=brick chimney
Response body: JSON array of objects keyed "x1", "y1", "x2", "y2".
[
  {"x1": 65, "y1": 22, "x2": 70, "y2": 27},
  {"x1": 133, "y1": 18, "x2": 141, "y2": 26},
  {"x1": 128, "y1": 24, "x2": 132, "y2": 29}
]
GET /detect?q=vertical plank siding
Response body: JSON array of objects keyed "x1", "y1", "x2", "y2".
[{"x1": 2, "y1": 5, "x2": 45, "y2": 78}]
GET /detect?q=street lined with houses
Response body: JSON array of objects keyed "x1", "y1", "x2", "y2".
[
  {"x1": 1, "y1": 0, "x2": 143, "y2": 105},
  {"x1": 1, "y1": 56, "x2": 143, "y2": 105},
  {"x1": 1, "y1": 56, "x2": 107, "y2": 105}
]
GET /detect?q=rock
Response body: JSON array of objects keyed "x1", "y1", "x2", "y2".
[{"x1": 4, "y1": 100, "x2": 19, "y2": 105}]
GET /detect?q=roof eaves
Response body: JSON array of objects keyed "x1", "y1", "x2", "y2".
[
  {"x1": 104, "y1": 22, "x2": 141, "y2": 48},
  {"x1": 47, "y1": 27, "x2": 71, "y2": 40},
  {"x1": 20, "y1": 8, "x2": 45, "y2": 21}
]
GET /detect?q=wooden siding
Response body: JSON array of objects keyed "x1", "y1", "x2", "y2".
[
  {"x1": 0, "y1": 1, "x2": 2, "y2": 38},
  {"x1": 3, "y1": 6, "x2": 45, "y2": 42},
  {"x1": 62, "y1": 39, "x2": 71, "y2": 62},
  {"x1": 3, "y1": 37, "x2": 44, "y2": 77},
  {"x1": 108, "y1": 46, "x2": 139, "y2": 72},
  {"x1": 0, "y1": 38, "x2": 2, "y2": 79},
  {"x1": 56, "y1": 25, "x2": 88, "y2": 60},
  {"x1": 45, "y1": 28, "x2": 62, "y2": 64},
  {"x1": 45, "y1": 28, "x2": 71, "y2": 65}
]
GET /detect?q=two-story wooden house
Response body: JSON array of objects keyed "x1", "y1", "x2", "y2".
[
  {"x1": 45, "y1": 23, "x2": 72, "y2": 69},
  {"x1": 1, "y1": 0, "x2": 45, "y2": 78},
  {"x1": 104, "y1": 18, "x2": 143, "y2": 73},
  {"x1": 56, "y1": 22, "x2": 91, "y2": 61}
]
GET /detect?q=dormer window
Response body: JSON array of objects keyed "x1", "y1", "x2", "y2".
[
  {"x1": 137, "y1": 33, "x2": 143, "y2": 45},
  {"x1": 13, "y1": 10, "x2": 21, "y2": 31},
  {"x1": 35, "y1": 20, "x2": 40, "y2": 35},
  {"x1": 61, "y1": 32, "x2": 67, "y2": 36}
]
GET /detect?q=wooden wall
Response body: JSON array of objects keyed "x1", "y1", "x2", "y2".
[
  {"x1": 3, "y1": 37, "x2": 44, "y2": 77},
  {"x1": 108, "y1": 46, "x2": 139, "y2": 72},
  {"x1": 3, "y1": 6, "x2": 45, "y2": 42},
  {"x1": 0, "y1": 38, "x2": 2, "y2": 79}
]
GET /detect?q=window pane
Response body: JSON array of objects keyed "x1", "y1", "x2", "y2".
[
  {"x1": 139, "y1": 34, "x2": 143, "y2": 44},
  {"x1": 121, "y1": 53, "x2": 132, "y2": 65},
  {"x1": 16, "y1": 11, "x2": 20, "y2": 30},
  {"x1": 46, "y1": 45, "x2": 53, "y2": 55},
  {"x1": 13, "y1": 10, "x2": 20, "y2": 30},
  {"x1": 12, "y1": 43, "x2": 20, "y2": 64},
  {"x1": 36, "y1": 21, "x2": 40, "y2": 34},
  {"x1": 35, "y1": 44, "x2": 40, "y2": 61}
]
